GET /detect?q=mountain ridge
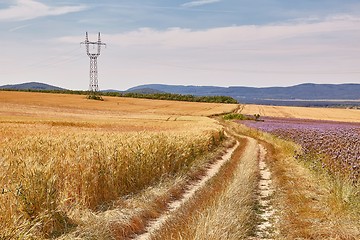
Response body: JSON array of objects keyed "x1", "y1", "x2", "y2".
[
  {"x1": 0, "y1": 82, "x2": 66, "y2": 91},
  {"x1": 1, "y1": 82, "x2": 359, "y2": 106},
  {"x1": 127, "y1": 83, "x2": 360, "y2": 100}
]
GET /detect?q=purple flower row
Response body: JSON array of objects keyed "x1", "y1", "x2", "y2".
[{"x1": 242, "y1": 117, "x2": 360, "y2": 181}]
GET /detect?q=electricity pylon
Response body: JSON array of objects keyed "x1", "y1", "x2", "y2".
[{"x1": 81, "y1": 32, "x2": 106, "y2": 99}]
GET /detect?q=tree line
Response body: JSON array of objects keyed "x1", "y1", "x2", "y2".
[{"x1": 0, "y1": 89, "x2": 238, "y2": 104}]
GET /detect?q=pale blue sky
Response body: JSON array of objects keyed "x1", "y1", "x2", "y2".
[{"x1": 0, "y1": 0, "x2": 359, "y2": 90}]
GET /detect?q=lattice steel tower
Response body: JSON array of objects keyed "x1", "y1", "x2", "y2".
[{"x1": 81, "y1": 32, "x2": 106, "y2": 97}]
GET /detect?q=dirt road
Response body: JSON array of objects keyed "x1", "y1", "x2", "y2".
[
  {"x1": 133, "y1": 131, "x2": 276, "y2": 239},
  {"x1": 134, "y1": 141, "x2": 239, "y2": 240}
]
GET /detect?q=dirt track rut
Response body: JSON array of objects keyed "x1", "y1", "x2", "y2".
[
  {"x1": 134, "y1": 141, "x2": 239, "y2": 240},
  {"x1": 256, "y1": 144, "x2": 276, "y2": 239},
  {"x1": 134, "y1": 134, "x2": 276, "y2": 240}
]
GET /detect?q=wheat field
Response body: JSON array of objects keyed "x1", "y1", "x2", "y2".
[
  {"x1": 242, "y1": 104, "x2": 360, "y2": 122},
  {"x1": 0, "y1": 91, "x2": 237, "y2": 238},
  {"x1": 2, "y1": 91, "x2": 359, "y2": 239}
]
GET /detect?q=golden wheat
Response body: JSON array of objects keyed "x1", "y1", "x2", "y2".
[
  {"x1": 1, "y1": 127, "x2": 224, "y2": 238},
  {"x1": 0, "y1": 91, "x2": 234, "y2": 239},
  {"x1": 242, "y1": 104, "x2": 360, "y2": 122}
]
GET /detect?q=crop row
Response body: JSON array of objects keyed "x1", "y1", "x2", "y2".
[{"x1": 243, "y1": 118, "x2": 360, "y2": 181}]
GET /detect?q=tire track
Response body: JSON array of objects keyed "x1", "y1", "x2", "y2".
[
  {"x1": 134, "y1": 130, "x2": 278, "y2": 240},
  {"x1": 254, "y1": 144, "x2": 276, "y2": 239},
  {"x1": 133, "y1": 140, "x2": 239, "y2": 240}
]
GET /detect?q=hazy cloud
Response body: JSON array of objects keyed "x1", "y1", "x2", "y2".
[
  {"x1": 0, "y1": 0, "x2": 87, "y2": 22},
  {"x1": 60, "y1": 15, "x2": 360, "y2": 50},
  {"x1": 181, "y1": 0, "x2": 221, "y2": 8},
  {"x1": 56, "y1": 15, "x2": 360, "y2": 88}
]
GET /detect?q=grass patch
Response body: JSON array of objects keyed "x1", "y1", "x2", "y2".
[
  {"x1": 223, "y1": 113, "x2": 262, "y2": 121},
  {"x1": 223, "y1": 113, "x2": 248, "y2": 120},
  {"x1": 233, "y1": 122, "x2": 360, "y2": 239},
  {"x1": 87, "y1": 94, "x2": 104, "y2": 101}
]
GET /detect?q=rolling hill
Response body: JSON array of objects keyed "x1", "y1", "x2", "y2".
[
  {"x1": 0, "y1": 82, "x2": 65, "y2": 91},
  {"x1": 127, "y1": 83, "x2": 360, "y2": 106},
  {"x1": 1, "y1": 82, "x2": 359, "y2": 106},
  {"x1": 127, "y1": 83, "x2": 360, "y2": 100}
]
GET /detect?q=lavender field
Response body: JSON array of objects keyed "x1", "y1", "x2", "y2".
[{"x1": 243, "y1": 117, "x2": 360, "y2": 181}]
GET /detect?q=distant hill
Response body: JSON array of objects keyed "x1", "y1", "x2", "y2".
[
  {"x1": 0, "y1": 82, "x2": 66, "y2": 91},
  {"x1": 1, "y1": 82, "x2": 359, "y2": 107},
  {"x1": 102, "y1": 89, "x2": 124, "y2": 93},
  {"x1": 127, "y1": 83, "x2": 360, "y2": 106},
  {"x1": 102, "y1": 88, "x2": 165, "y2": 94},
  {"x1": 127, "y1": 83, "x2": 360, "y2": 100},
  {"x1": 127, "y1": 88, "x2": 166, "y2": 94}
]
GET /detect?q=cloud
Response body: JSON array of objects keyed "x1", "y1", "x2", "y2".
[
  {"x1": 181, "y1": 0, "x2": 221, "y2": 8},
  {"x1": 0, "y1": 0, "x2": 87, "y2": 22},
  {"x1": 61, "y1": 15, "x2": 360, "y2": 50},
  {"x1": 63, "y1": 17, "x2": 360, "y2": 63},
  {"x1": 57, "y1": 15, "x2": 360, "y2": 88}
]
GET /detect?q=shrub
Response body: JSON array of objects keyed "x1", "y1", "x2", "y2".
[{"x1": 223, "y1": 113, "x2": 247, "y2": 120}]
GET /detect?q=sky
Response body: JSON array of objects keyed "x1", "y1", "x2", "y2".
[{"x1": 0, "y1": 0, "x2": 359, "y2": 90}]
